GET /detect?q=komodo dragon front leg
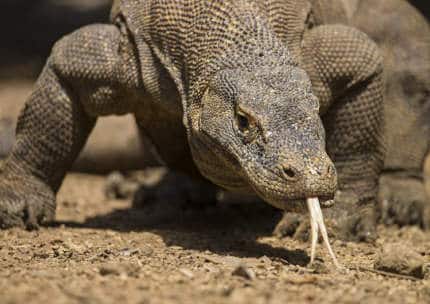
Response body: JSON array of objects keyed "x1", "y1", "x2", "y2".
[
  {"x1": 276, "y1": 25, "x2": 385, "y2": 242},
  {"x1": 304, "y1": 25, "x2": 385, "y2": 241},
  {"x1": 0, "y1": 23, "x2": 147, "y2": 229}
]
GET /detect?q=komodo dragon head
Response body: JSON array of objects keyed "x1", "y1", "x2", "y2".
[{"x1": 192, "y1": 64, "x2": 337, "y2": 211}]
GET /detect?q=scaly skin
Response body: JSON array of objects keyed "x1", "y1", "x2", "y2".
[
  {"x1": 349, "y1": 0, "x2": 430, "y2": 228},
  {"x1": 309, "y1": 0, "x2": 430, "y2": 229},
  {"x1": 275, "y1": 0, "x2": 430, "y2": 240},
  {"x1": 0, "y1": 0, "x2": 384, "y2": 236}
]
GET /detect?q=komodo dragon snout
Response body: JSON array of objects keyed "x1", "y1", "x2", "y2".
[{"x1": 194, "y1": 64, "x2": 337, "y2": 211}]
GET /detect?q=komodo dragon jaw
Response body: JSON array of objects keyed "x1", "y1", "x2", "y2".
[{"x1": 192, "y1": 64, "x2": 338, "y2": 212}]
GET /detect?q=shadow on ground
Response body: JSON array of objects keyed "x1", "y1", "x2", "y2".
[{"x1": 57, "y1": 202, "x2": 310, "y2": 266}]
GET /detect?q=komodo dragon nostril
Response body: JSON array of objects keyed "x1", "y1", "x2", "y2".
[{"x1": 280, "y1": 164, "x2": 299, "y2": 181}]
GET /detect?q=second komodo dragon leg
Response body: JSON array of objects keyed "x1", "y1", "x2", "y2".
[{"x1": 301, "y1": 25, "x2": 385, "y2": 241}]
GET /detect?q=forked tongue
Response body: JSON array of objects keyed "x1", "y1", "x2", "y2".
[{"x1": 306, "y1": 197, "x2": 341, "y2": 269}]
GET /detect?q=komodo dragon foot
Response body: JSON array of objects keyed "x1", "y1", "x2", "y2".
[
  {"x1": 274, "y1": 191, "x2": 377, "y2": 243},
  {"x1": 0, "y1": 172, "x2": 55, "y2": 230},
  {"x1": 378, "y1": 174, "x2": 430, "y2": 229},
  {"x1": 105, "y1": 169, "x2": 218, "y2": 219}
]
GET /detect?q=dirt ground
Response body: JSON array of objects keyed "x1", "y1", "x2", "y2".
[{"x1": 0, "y1": 172, "x2": 429, "y2": 304}]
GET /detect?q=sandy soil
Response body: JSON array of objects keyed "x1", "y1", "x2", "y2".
[{"x1": 0, "y1": 173, "x2": 429, "y2": 304}]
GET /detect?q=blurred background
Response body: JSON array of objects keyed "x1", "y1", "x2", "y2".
[
  {"x1": 0, "y1": 0, "x2": 149, "y2": 172},
  {"x1": 0, "y1": 0, "x2": 427, "y2": 79},
  {"x1": 411, "y1": 0, "x2": 429, "y2": 18},
  {"x1": 0, "y1": 0, "x2": 112, "y2": 79}
]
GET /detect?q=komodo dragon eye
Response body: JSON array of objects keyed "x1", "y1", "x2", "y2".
[
  {"x1": 236, "y1": 108, "x2": 258, "y2": 143},
  {"x1": 237, "y1": 112, "x2": 250, "y2": 131}
]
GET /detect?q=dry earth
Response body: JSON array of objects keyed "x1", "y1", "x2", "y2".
[{"x1": 0, "y1": 173, "x2": 430, "y2": 304}]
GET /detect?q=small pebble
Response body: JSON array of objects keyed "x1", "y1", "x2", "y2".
[
  {"x1": 374, "y1": 243, "x2": 427, "y2": 279},
  {"x1": 99, "y1": 262, "x2": 141, "y2": 278},
  {"x1": 423, "y1": 263, "x2": 430, "y2": 280},
  {"x1": 232, "y1": 264, "x2": 256, "y2": 280}
]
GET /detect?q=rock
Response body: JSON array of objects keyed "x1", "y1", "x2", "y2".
[
  {"x1": 424, "y1": 154, "x2": 430, "y2": 229},
  {"x1": 140, "y1": 246, "x2": 154, "y2": 257},
  {"x1": 374, "y1": 243, "x2": 427, "y2": 279},
  {"x1": 425, "y1": 153, "x2": 430, "y2": 198},
  {"x1": 308, "y1": 259, "x2": 330, "y2": 274},
  {"x1": 104, "y1": 171, "x2": 140, "y2": 199},
  {"x1": 423, "y1": 263, "x2": 430, "y2": 280},
  {"x1": 273, "y1": 212, "x2": 302, "y2": 238},
  {"x1": 119, "y1": 248, "x2": 140, "y2": 257},
  {"x1": 178, "y1": 268, "x2": 194, "y2": 279},
  {"x1": 99, "y1": 264, "x2": 121, "y2": 276},
  {"x1": 232, "y1": 264, "x2": 256, "y2": 280},
  {"x1": 99, "y1": 262, "x2": 141, "y2": 278}
]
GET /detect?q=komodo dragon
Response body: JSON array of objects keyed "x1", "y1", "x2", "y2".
[{"x1": 0, "y1": 0, "x2": 403, "y2": 261}]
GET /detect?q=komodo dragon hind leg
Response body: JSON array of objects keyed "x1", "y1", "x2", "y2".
[
  {"x1": 0, "y1": 23, "x2": 147, "y2": 229},
  {"x1": 378, "y1": 173, "x2": 430, "y2": 228},
  {"x1": 347, "y1": 0, "x2": 430, "y2": 230},
  {"x1": 104, "y1": 169, "x2": 218, "y2": 220},
  {"x1": 131, "y1": 170, "x2": 218, "y2": 223}
]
